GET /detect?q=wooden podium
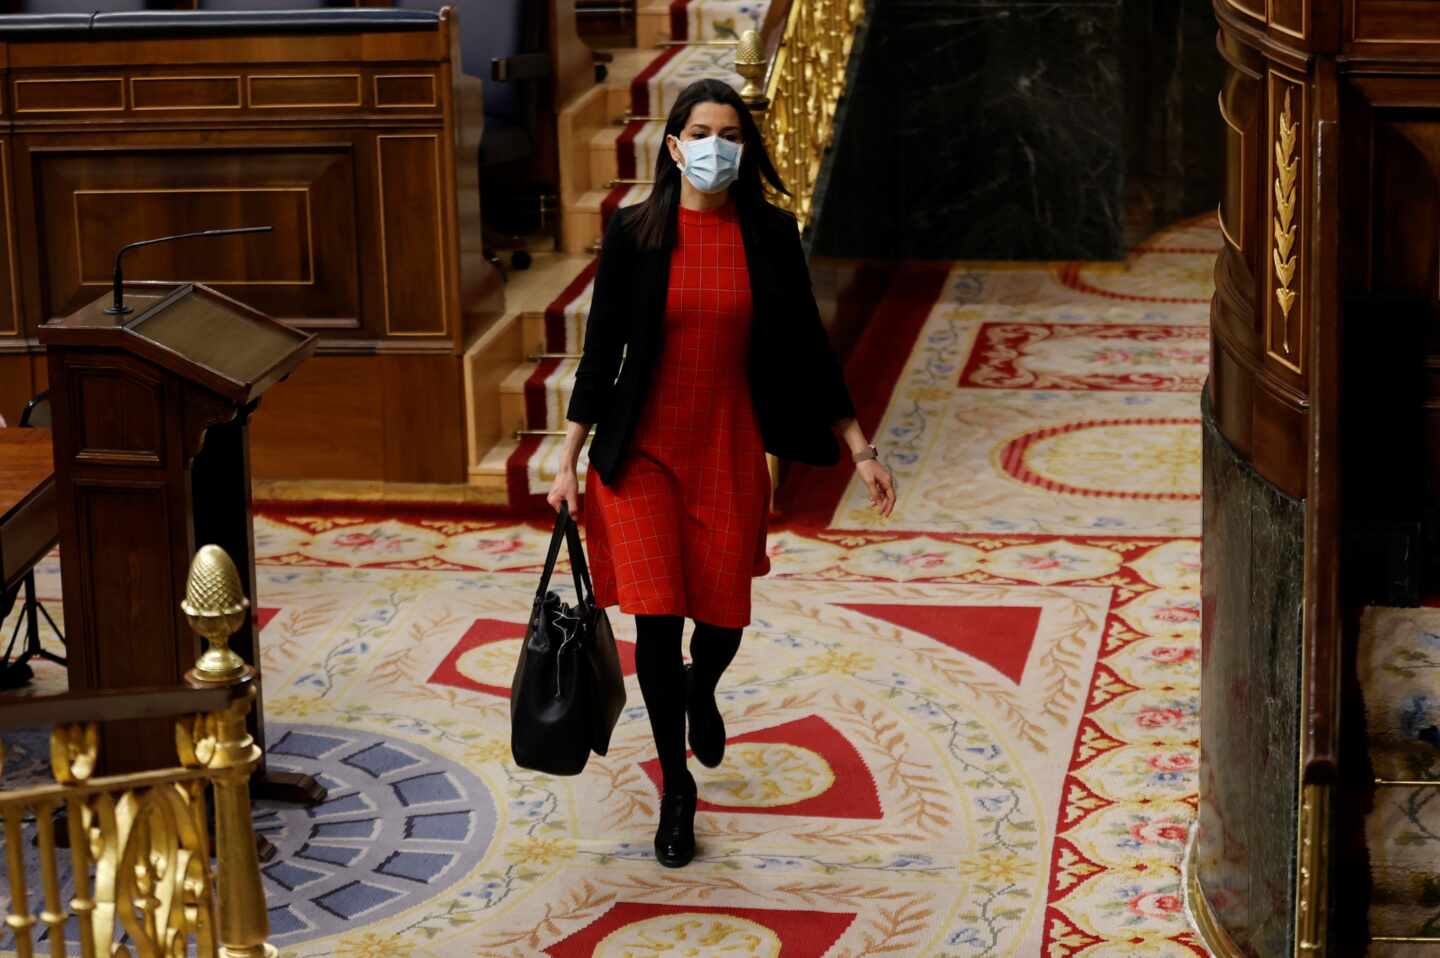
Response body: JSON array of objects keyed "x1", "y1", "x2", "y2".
[{"x1": 39, "y1": 281, "x2": 320, "y2": 798}]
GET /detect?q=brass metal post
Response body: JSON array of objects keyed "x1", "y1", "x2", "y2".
[
  {"x1": 182, "y1": 545, "x2": 274, "y2": 958},
  {"x1": 736, "y1": 29, "x2": 769, "y2": 108}
]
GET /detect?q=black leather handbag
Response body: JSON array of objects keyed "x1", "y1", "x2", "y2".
[{"x1": 510, "y1": 503, "x2": 627, "y2": 776}]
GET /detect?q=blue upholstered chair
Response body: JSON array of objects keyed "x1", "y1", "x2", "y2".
[{"x1": 394, "y1": 0, "x2": 544, "y2": 171}]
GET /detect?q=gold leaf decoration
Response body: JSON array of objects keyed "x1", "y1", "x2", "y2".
[{"x1": 1273, "y1": 88, "x2": 1300, "y2": 355}]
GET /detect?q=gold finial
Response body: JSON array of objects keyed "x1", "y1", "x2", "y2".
[
  {"x1": 182, "y1": 545, "x2": 249, "y2": 683},
  {"x1": 735, "y1": 29, "x2": 768, "y2": 107}
]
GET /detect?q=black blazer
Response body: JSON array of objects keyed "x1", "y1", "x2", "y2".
[{"x1": 567, "y1": 197, "x2": 856, "y2": 485}]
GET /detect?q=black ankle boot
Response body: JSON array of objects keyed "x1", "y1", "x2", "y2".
[
  {"x1": 654, "y1": 786, "x2": 697, "y2": 868},
  {"x1": 684, "y1": 664, "x2": 726, "y2": 768}
]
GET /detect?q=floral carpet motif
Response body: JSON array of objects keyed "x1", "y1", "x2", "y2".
[
  {"x1": 1358, "y1": 606, "x2": 1440, "y2": 949},
  {"x1": 0, "y1": 216, "x2": 1217, "y2": 956}
]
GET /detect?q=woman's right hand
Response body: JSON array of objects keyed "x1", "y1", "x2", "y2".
[{"x1": 547, "y1": 467, "x2": 580, "y2": 516}]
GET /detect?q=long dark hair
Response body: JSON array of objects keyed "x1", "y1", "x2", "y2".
[{"x1": 629, "y1": 78, "x2": 789, "y2": 250}]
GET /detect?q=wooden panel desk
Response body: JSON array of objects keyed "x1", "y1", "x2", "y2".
[
  {"x1": 0, "y1": 9, "x2": 504, "y2": 482},
  {"x1": 0, "y1": 428, "x2": 56, "y2": 594}
]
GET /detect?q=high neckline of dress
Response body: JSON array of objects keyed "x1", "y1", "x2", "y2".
[{"x1": 678, "y1": 196, "x2": 735, "y2": 223}]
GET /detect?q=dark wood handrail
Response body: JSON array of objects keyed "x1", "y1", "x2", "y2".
[
  {"x1": 759, "y1": 0, "x2": 794, "y2": 84},
  {"x1": 0, "y1": 684, "x2": 242, "y2": 731}
]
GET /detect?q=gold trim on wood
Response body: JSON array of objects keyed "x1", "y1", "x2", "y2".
[
  {"x1": 246, "y1": 73, "x2": 363, "y2": 110},
  {"x1": 1268, "y1": 76, "x2": 1304, "y2": 374},
  {"x1": 1294, "y1": 783, "x2": 1330, "y2": 955},
  {"x1": 70, "y1": 187, "x2": 316, "y2": 287},
  {"x1": 373, "y1": 74, "x2": 438, "y2": 110},
  {"x1": 1183, "y1": 829, "x2": 1246, "y2": 958},
  {"x1": 13, "y1": 77, "x2": 125, "y2": 114},
  {"x1": 375, "y1": 134, "x2": 449, "y2": 337},
  {"x1": 129, "y1": 75, "x2": 243, "y2": 112},
  {"x1": 1218, "y1": 89, "x2": 1246, "y2": 252}
]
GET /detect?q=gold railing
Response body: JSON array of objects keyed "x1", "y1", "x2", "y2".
[
  {"x1": 737, "y1": 0, "x2": 868, "y2": 230},
  {"x1": 0, "y1": 545, "x2": 274, "y2": 958}
]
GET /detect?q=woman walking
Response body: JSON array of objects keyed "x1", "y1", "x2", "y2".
[{"x1": 547, "y1": 78, "x2": 895, "y2": 868}]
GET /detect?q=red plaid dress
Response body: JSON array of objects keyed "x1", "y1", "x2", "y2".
[{"x1": 586, "y1": 198, "x2": 771, "y2": 628}]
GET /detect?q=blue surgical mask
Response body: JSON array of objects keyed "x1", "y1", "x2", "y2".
[{"x1": 672, "y1": 134, "x2": 744, "y2": 193}]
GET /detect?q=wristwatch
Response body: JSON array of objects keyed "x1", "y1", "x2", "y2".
[{"x1": 852, "y1": 444, "x2": 879, "y2": 464}]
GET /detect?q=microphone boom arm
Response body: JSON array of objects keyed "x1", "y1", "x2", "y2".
[{"x1": 106, "y1": 225, "x2": 273, "y2": 316}]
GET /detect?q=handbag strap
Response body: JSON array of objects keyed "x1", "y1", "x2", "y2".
[
  {"x1": 535, "y1": 503, "x2": 591, "y2": 602},
  {"x1": 562, "y1": 510, "x2": 595, "y2": 603}
]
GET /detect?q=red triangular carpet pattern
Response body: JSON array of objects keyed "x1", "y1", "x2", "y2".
[
  {"x1": 428, "y1": 616, "x2": 637, "y2": 699},
  {"x1": 841, "y1": 602, "x2": 1044, "y2": 684},
  {"x1": 640, "y1": 714, "x2": 882, "y2": 819}
]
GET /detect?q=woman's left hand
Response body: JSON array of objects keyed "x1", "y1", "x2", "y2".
[{"x1": 857, "y1": 459, "x2": 896, "y2": 517}]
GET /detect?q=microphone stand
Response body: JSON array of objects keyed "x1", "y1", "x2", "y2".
[{"x1": 104, "y1": 226, "x2": 273, "y2": 316}]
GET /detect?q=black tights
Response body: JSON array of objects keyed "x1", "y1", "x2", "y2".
[{"x1": 633, "y1": 615, "x2": 742, "y2": 794}]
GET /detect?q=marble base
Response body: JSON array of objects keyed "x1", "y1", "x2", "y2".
[
  {"x1": 811, "y1": 0, "x2": 1222, "y2": 261},
  {"x1": 1197, "y1": 389, "x2": 1304, "y2": 957}
]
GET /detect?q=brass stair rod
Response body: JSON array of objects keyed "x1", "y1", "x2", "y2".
[{"x1": 516, "y1": 429, "x2": 588, "y2": 438}]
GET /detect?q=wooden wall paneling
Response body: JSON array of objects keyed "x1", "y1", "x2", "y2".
[
  {"x1": 0, "y1": 17, "x2": 494, "y2": 482},
  {"x1": 1269, "y1": 0, "x2": 1308, "y2": 40},
  {"x1": 1210, "y1": 344, "x2": 1256, "y2": 455},
  {"x1": 550, "y1": 0, "x2": 595, "y2": 113},
  {"x1": 1348, "y1": 0, "x2": 1440, "y2": 47},
  {"x1": 250, "y1": 73, "x2": 363, "y2": 110},
  {"x1": 442, "y1": 17, "x2": 503, "y2": 345},
  {"x1": 1370, "y1": 120, "x2": 1440, "y2": 298},
  {"x1": 247, "y1": 355, "x2": 386, "y2": 481},
  {"x1": 1225, "y1": 0, "x2": 1267, "y2": 26},
  {"x1": 27, "y1": 134, "x2": 362, "y2": 328},
  {"x1": 130, "y1": 73, "x2": 241, "y2": 111},
  {"x1": 4, "y1": 32, "x2": 446, "y2": 73},
  {"x1": 375, "y1": 132, "x2": 448, "y2": 337},
  {"x1": 381, "y1": 353, "x2": 464, "y2": 482},
  {"x1": 0, "y1": 354, "x2": 35, "y2": 427},
  {"x1": 0, "y1": 137, "x2": 19, "y2": 344}
]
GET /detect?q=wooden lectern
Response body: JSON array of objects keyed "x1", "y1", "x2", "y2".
[{"x1": 38, "y1": 281, "x2": 320, "y2": 799}]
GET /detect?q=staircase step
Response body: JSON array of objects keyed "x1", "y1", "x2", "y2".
[
  {"x1": 650, "y1": 1, "x2": 770, "y2": 44},
  {"x1": 561, "y1": 185, "x2": 653, "y2": 255},
  {"x1": 1360, "y1": 605, "x2": 1440, "y2": 944},
  {"x1": 499, "y1": 358, "x2": 579, "y2": 432},
  {"x1": 636, "y1": 2, "x2": 671, "y2": 47},
  {"x1": 473, "y1": 434, "x2": 592, "y2": 498}
]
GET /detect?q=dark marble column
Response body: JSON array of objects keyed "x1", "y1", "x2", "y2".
[
  {"x1": 811, "y1": 0, "x2": 1223, "y2": 261},
  {"x1": 1198, "y1": 390, "x2": 1304, "y2": 957}
]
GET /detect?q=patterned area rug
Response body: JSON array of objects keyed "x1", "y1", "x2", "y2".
[
  {"x1": 1359, "y1": 605, "x2": 1440, "y2": 951},
  {"x1": 1, "y1": 218, "x2": 1216, "y2": 956}
]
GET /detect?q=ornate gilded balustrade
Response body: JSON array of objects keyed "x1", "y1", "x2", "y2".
[
  {"x1": 0, "y1": 545, "x2": 273, "y2": 958},
  {"x1": 737, "y1": 0, "x2": 868, "y2": 231}
]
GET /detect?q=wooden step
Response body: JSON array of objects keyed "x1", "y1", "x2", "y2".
[
  {"x1": 637, "y1": 2, "x2": 671, "y2": 48},
  {"x1": 561, "y1": 189, "x2": 606, "y2": 255},
  {"x1": 470, "y1": 435, "x2": 516, "y2": 491},
  {"x1": 499, "y1": 358, "x2": 579, "y2": 431},
  {"x1": 462, "y1": 252, "x2": 592, "y2": 474},
  {"x1": 589, "y1": 124, "x2": 622, "y2": 190}
]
